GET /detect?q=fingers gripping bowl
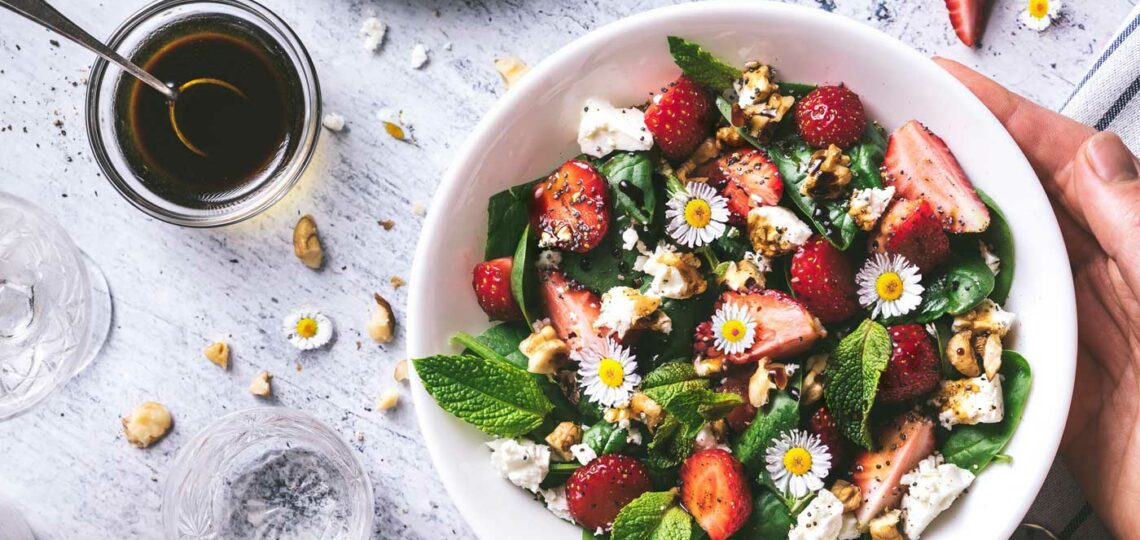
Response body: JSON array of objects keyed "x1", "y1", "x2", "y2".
[{"x1": 407, "y1": 3, "x2": 1076, "y2": 540}]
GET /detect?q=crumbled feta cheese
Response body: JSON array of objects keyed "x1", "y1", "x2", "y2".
[
  {"x1": 621, "y1": 226, "x2": 640, "y2": 251},
  {"x1": 735, "y1": 63, "x2": 778, "y2": 109},
  {"x1": 952, "y1": 299, "x2": 1015, "y2": 337},
  {"x1": 540, "y1": 487, "x2": 574, "y2": 522},
  {"x1": 848, "y1": 186, "x2": 895, "y2": 231},
  {"x1": 322, "y1": 113, "x2": 346, "y2": 132},
  {"x1": 486, "y1": 438, "x2": 550, "y2": 493},
  {"x1": 641, "y1": 246, "x2": 707, "y2": 299},
  {"x1": 536, "y1": 250, "x2": 562, "y2": 270},
  {"x1": 746, "y1": 206, "x2": 813, "y2": 257},
  {"x1": 577, "y1": 99, "x2": 653, "y2": 158},
  {"x1": 789, "y1": 489, "x2": 847, "y2": 540},
  {"x1": 720, "y1": 251, "x2": 771, "y2": 291},
  {"x1": 410, "y1": 44, "x2": 429, "y2": 69},
  {"x1": 594, "y1": 286, "x2": 671, "y2": 338},
  {"x1": 839, "y1": 514, "x2": 860, "y2": 540},
  {"x1": 360, "y1": 17, "x2": 387, "y2": 51},
  {"x1": 932, "y1": 375, "x2": 1004, "y2": 430},
  {"x1": 900, "y1": 454, "x2": 975, "y2": 539},
  {"x1": 693, "y1": 423, "x2": 722, "y2": 451},
  {"x1": 570, "y1": 442, "x2": 597, "y2": 465},
  {"x1": 979, "y1": 240, "x2": 1001, "y2": 276}
]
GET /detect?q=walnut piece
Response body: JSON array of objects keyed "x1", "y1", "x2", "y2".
[
  {"x1": 393, "y1": 359, "x2": 409, "y2": 382},
  {"x1": 630, "y1": 392, "x2": 663, "y2": 430},
  {"x1": 675, "y1": 138, "x2": 721, "y2": 180},
  {"x1": 292, "y1": 215, "x2": 323, "y2": 269},
  {"x1": 978, "y1": 332, "x2": 1004, "y2": 380},
  {"x1": 694, "y1": 357, "x2": 725, "y2": 377},
  {"x1": 249, "y1": 371, "x2": 273, "y2": 397},
  {"x1": 869, "y1": 509, "x2": 904, "y2": 540},
  {"x1": 734, "y1": 63, "x2": 795, "y2": 140},
  {"x1": 519, "y1": 325, "x2": 570, "y2": 376},
  {"x1": 716, "y1": 126, "x2": 745, "y2": 148},
  {"x1": 368, "y1": 293, "x2": 395, "y2": 343},
  {"x1": 801, "y1": 354, "x2": 829, "y2": 406},
  {"x1": 544, "y1": 421, "x2": 583, "y2": 461},
  {"x1": 604, "y1": 406, "x2": 632, "y2": 423},
  {"x1": 719, "y1": 259, "x2": 767, "y2": 291},
  {"x1": 801, "y1": 144, "x2": 853, "y2": 200},
  {"x1": 747, "y1": 360, "x2": 772, "y2": 408},
  {"x1": 946, "y1": 331, "x2": 981, "y2": 377},
  {"x1": 377, "y1": 389, "x2": 399, "y2": 411},
  {"x1": 122, "y1": 402, "x2": 172, "y2": 448},
  {"x1": 830, "y1": 479, "x2": 861, "y2": 513},
  {"x1": 202, "y1": 341, "x2": 229, "y2": 370}
]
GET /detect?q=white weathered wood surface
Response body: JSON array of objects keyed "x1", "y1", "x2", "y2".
[{"x1": 0, "y1": 0, "x2": 1133, "y2": 538}]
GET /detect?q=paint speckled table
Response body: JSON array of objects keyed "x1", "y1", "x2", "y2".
[{"x1": 0, "y1": 0, "x2": 1132, "y2": 538}]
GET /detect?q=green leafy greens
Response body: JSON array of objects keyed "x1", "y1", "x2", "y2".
[
  {"x1": 666, "y1": 36, "x2": 741, "y2": 93},
  {"x1": 941, "y1": 351, "x2": 1032, "y2": 472},
  {"x1": 824, "y1": 319, "x2": 892, "y2": 448},
  {"x1": 412, "y1": 353, "x2": 554, "y2": 437},
  {"x1": 611, "y1": 490, "x2": 693, "y2": 540}
]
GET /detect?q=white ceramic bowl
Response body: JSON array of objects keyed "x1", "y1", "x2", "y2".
[{"x1": 407, "y1": 2, "x2": 1077, "y2": 539}]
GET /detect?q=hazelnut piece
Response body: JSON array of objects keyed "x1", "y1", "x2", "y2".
[
  {"x1": 202, "y1": 341, "x2": 229, "y2": 370},
  {"x1": 122, "y1": 402, "x2": 172, "y2": 448},
  {"x1": 292, "y1": 215, "x2": 323, "y2": 269}
]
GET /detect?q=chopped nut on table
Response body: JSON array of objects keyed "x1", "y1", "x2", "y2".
[
  {"x1": 202, "y1": 341, "x2": 229, "y2": 370},
  {"x1": 122, "y1": 402, "x2": 172, "y2": 448},
  {"x1": 519, "y1": 325, "x2": 570, "y2": 376},
  {"x1": 393, "y1": 359, "x2": 409, "y2": 383},
  {"x1": 801, "y1": 144, "x2": 853, "y2": 200},
  {"x1": 292, "y1": 215, "x2": 323, "y2": 269},
  {"x1": 494, "y1": 56, "x2": 530, "y2": 89},
  {"x1": 390, "y1": 276, "x2": 406, "y2": 289},
  {"x1": 869, "y1": 509, "x2": 904, "y2": 540},
  {"x1": 249, "y1": 371, "x2": 273, "y2": 397},
  {"x1": 378, "y1": 219, "x2": 395, "y2": 230},
  {"x1": 377, "y1": 389, "x2": 400, "y2": 411},
  {"x1": 544, "y1": 421, "x2": 583, "y2": 461},
  {"x1": 368, "y1": 293, "x2": 395, "y2": 344}
]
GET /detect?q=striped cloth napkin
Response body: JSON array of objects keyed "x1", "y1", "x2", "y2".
[{"x1": 1018, "y1": 5, "x2": 1140, "y2": 539}]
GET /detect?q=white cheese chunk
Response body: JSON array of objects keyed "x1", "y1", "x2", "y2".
[
  {"x1": 486, "y1": 438, "x2": 550, "y2": 493},
  {"x1": 359, "y1": 17, "x2": 387, "y2": 51},
  {"x1": 577, "y1": 99, "x2": 653, "y2": 158},
  {"x1": 789, "y1": 489, "x2": 846, "y2": 540},
  {"x1": 932, "y1": 375, "x2": 1005, "y2": 430},
  {"x1": 900, "y1": 454, "x2": 976, "y2": 539}
]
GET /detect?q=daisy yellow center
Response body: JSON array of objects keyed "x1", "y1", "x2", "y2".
[
  {"x1": 598, "y1": 358, "x2": 626, "y2": 388},
  {"x1": 783, "y1": 447, "x2": 813, "y2": 476},
  {"x1": 296, "y1": 318, "x2": 319, "y2": 338},
  {"x1": 720, "y1": 320, "x2": 748, "y2": 343},
  {"x1": 684, "y1": 199, "x2": 712, "y2": 228},
  {"x1": 875, "y1": 272, "x2": 905, "y2": 301},
  {"x1": 1028, "y1": 0, "x2": 1049, "y2": 18}
]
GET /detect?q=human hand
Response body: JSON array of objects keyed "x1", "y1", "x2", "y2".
[{"x1": 935, "y1": 57, "x2": 1140, "y2": 538}]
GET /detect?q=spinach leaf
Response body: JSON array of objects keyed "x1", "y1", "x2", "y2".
[
  {"x1": 942, "y1": 351, "x2": 1032, "y2": 473},
  {"x1": 848, "y1": 123, "x2": 887, "y2": 190},
  {"x1": 824, "y1": 319, "x2": 892, "y2": 449},
  {"x1": 584, "y1": 421, "x2": 629, "y2": 456},
  {"x1": 767, "y1": 134, "x2": 860, "y2": 250},
  {"x1": 977, "y1": 189, "x2": 1015, "y2": 304},
  {"x1": 711, "y1": 228, "x2": 751, "y2": 262},
  {"x1": 510, "y1": 226, "x2": 539, "y2": 328},
  {"x1": 636, "y1": 288, "x2": 719, "y2": 366},
  {"x1": 778, "y1": 81, "x2": 817, "y2": 99},
  {"x1": 562, "y1": 216, "x2": 651, "y2": 293},
  {"x1": 666, "y1": 36, "x2": 741, "y2": 93},
  {"x1": 541, "y1": 462, "x2": 581, "y2": 489},
  {"x1": 734, "y1": 489, "x2": 795, "y2": 540},
  {"x1": 714, "y1": 96, "x2": 764, "y2": 148},
  {"x1": 485, "y1": 178, "x2": 541, "y2": 259},
  {"x1": 903, "y1": 252, "x2": 996, "y2": 323},
  {"x1": 733, "y1": 388, "x2": 800, "y2": 477},
  {"x1": 602, "y1": 152, "x2": 657, "y2": 225}
]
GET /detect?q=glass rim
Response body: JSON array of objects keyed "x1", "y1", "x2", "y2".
[{"x1": 84, "y1": 0, "x2": 322, "y2": 228}]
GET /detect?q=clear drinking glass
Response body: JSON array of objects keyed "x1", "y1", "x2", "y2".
[{"x1": 0, "y1": 192, "x2": 111, "y2": 421}]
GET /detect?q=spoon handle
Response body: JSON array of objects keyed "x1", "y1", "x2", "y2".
[{"x1": 0, "y1": 0, "x2": 176, "y2": 99}]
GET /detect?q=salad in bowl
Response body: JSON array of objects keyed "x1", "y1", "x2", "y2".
[{"x1": 411, "y1": 36, "x2": 1028, "y2": 540}]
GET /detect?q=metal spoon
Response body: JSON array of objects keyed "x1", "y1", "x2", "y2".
[{"x1": 0, "y1": 0, "x2": 246, "y2": 156}]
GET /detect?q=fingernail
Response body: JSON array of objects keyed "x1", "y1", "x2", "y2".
[{"x1": 1085, "y1": 132, "x2": 1138, "y2": 183}]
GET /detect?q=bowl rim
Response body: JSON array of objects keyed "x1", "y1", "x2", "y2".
[{"x1": 408, "y1": 2, "x2": 1077, "y2": 538}]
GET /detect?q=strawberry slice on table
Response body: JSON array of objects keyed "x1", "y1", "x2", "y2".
[
  {"x1": 882, "y1": 120, "x2": 990, "y2": 233},
  {"x1": 878, "y1": 324, "x2": 942, "y2": 404},
  {"x1": 794, "y1": 84, "x2": 867, "y2": 149},
  {"x1": 538, "y1": 270, "x2": 603, "y2": 349},
  {"x1": 706, "y1": 148, "x2": 784, "y2": 224},
  {"x1": 945, "y1": 0, "x2": 988, "y2": 47},
  {"x1": 680, "y1": 448, "x2": 752, "y2": 540},
  {"x1": 852, "y1": 411, "x2": 936, "y2": 525},
  {"x1": 869, "y1": 198, "x2": 951, "y2": 273},
  {"x1": 807, "y1": 405, "x2": 850, "y2": 469},
  {"x1": 699, "y1": 288, "x2": 826, "y2": 364},
  {"x1": 790, "y1": 236, "x2": 861, "y2": 323},
  {"x1": 530, "y1": 159, "x2": 611, "y2": 253},
  {"x1": 644, "y1": 75, "x2": 712, "y2": 160},
  {"x1": 471, "y1": 257, "x2": 522, "y2": 321},
  {"x1": 565, "y1": 454, "x2": 652, "y2": 532}
]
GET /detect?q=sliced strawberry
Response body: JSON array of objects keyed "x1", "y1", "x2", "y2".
[
  {"x1": 870, "y1": 198, "x2": 950, "y2": 273},
  {"x1": 717, "y1": 375, "x2": 758, "y2": 433},
  {"x1": 531, "y1": 159, "x2": 610, "y2": 253},
  {"x1": 471, "y1": 257, "x2": 522, "y2": 321},
  {"x1": 644, "y1": 75, "x2": 712, "y2": 160},
  {"x1": 882, "y1": 120, "x2": 990, "y2": 233},
  {"x1": 706, "y1": 148, "x2": 784, "y2": 224},
  {"x1": 878, "y1": 324, "x2": 942, "y2": 403},
  {"x1": 790, "y1": 236, "x2": 861, "y2": 323},
  {"x1": 807, "y1": 406, "x2": 849, "y2": 469},
  {"x1": 946, "y1": 0, "x2": 987, "y2": 47},
  {"x1": 852, "y1": 411, "x2": 936, "y2": 525},
  {"x1": 795, "y1": 84, "x2": 867, "y2": 149},
  {"x1": 538, "y1": 270, "x2": 603, "y2": 349},
  {"x1": 566, "y1": 454, "x2": 652, "y2": 531},
  {"x1": 680, "y1": 449, "x2": 752, "y2": 540},
  {"x1": 697, "y1": 289, "x2": 826, "y2": 364}
]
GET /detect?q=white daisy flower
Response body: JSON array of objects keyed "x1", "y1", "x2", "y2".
[
  {"x1": 1021, "y1": 0, "x2": 1062, "y2": 32},
  {"x1": 573, "y1": 338, "x2": 641, "y2": 408},
  {"x1": 283, "y1": 308, "x2": 334, "y2": 350},
  {"x1": 855, "y1": 253, "x2": 924, "y2": 319},
  {"x1": 709, "y1": 303, "x2": 757, "y2": 355},
  {"x1": 665, "y1": 182, "x2": 729, "y2": 247},
  {"x1": 765, "y1": 429, "x2": 832, "y2": 498}
]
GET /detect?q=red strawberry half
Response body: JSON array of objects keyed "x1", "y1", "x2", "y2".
[
  {"x1": 870, "y1": 198, "x2": 950, "y2": 273},
  {"x1": 566, "y1": 454, "x2": 652, "y2": 532},
  {"x1": 946, "y1": 0, "x2": 988, "y2": 47},
  {"x1": 878, "y1": 324, "x2": 941, "y2": 403},
  {"x1": 706, "y1": 148, "x2": 784, "y2": 224},
  {"x1": 472, "y1": 257, "x2": 521, "y2": 321},
  {"x1": 644, "y1": 75, "x2": 712, "y2": 160},
  {"x1": 882, "y1": 120, "x2": 990, "y2": 233},
  {"x1": 697, "y1": 289, "x2": 826, "y2": 364},
  {"x1": 717, "y1": 375, "x2": 758, "y2": 433},
  {"x1": 531, "y1": 159, "x2": 611, "y2": 253},
  {"x1": 795, "y1": 84, "x2": 867, "y2": 149},
  {"x1": 808, "y1": 405, "x2": 849, "y2": 469},
  {"x1": 538, "y1": 270, "x2": 603, "y2": 349},
  {"x1": 680, "y1": 449, "x2": 752, "y2": 540},
  {"x1": 852, "y1": 411, "x2": 936, "y2": 525},
  {"x1": 790, "y1": 236, "x2": 861, "y2": 323}
]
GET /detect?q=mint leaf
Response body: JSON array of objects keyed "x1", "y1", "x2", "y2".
[
  {"x1": 611, "y1": 490, "x2": 692, "y2": 540},
  {"x1": 734, "y1": 389, "x2": 800, "y2": 477},
  {"x1": 643, "y1": 361, "x2": 700, "y2": 389},
  {"x1": 645, "y1": 415, "x2": 695, "y2": 470},
  {"x1": 667, "y1": 36, "x2": 740, "y2": 93},
  {"x1": 942, "y1": 351, "x2": 1032, "y2": 472},
  {"x1": 825, "y1": 319, "x2": 892, "y2": 448},
  {"x1": 413, "y1": 354, "x2": 554, "y2": 437}
]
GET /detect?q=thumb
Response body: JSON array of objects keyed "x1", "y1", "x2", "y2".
[{"x1": 1074, "y1": 132, "x2": 1140, "y2": 286}]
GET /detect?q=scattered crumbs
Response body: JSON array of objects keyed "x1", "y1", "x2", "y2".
[
  {"x1": 411, "y1": 202, "x2": 427, "y2": 216},
  {"x1": 494, "y1": 57, "x2": 530, "y2": 89},
  {"x1": 229, "y1": 258, "x2": 239, "y2": 264},
  {"x1": 355, "y1": 340, "x2": 362, "y2": 350},
  {"x1": 377, "y1": 388, "x2": 400, "y2": 411},
  {"x1": 360, "y1": 17, "x2": 387, "y2": 52},
  {"x1": 378, "y1": 219, "x2": 395, "y2": 230},
  {"x1": 393, "y1": 359, "x2": 409, "y2": 382},
  {"x1": 410, "y1": 44, "x2": 429, "y2": 69},
  {"x1": 295, "y1": 362, "x2": 303, "y2": 372},
  {"x1": 378, "y1": 108, "x2": 411, "y2": 141},
  {"x1": 432, "y1": 8, "x2": 440, "y2": 17},
  {"x1": 49, "y1": 39, "x2": 60, "y2": 47},
  {"x1": 443, "y1": 42, "x2": 453, "y2": 51},
  {"x1": 355, "y1": 431, "x2": 365, "y2": 442},
  {"x1": 322, "y1": 113, "x2": 346, "y2": 132},
  {"x1": 249, "y1": 371, "x2": 273, "y2": 397},
  {"x1": 390, "y1": 276, "x2": 406, "y2": 289}
]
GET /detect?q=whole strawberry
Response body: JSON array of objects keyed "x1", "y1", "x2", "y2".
[
  {"x1": 807, "y1": 405, "x2": 849, "y2": 468},
  {"x1": 790, "y1": 236, "x2": 861, "y2": 323},
  {"x1": 795, "y1": 84, "x2": 867, "y2": 149},
  {"x1": 565, "y1": 454, "x2": 652, "y2": 531},
  {"x1": 644, "y1": 75, "x2": 712, "y2": 160},
  {"x1": 878, "y1": 324, "x2": 941, "y2": 403},
  {"x1": 472, "y1": 257, "x2": 521, "y2": 321}
]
